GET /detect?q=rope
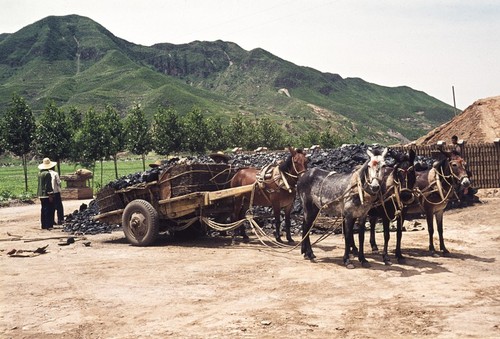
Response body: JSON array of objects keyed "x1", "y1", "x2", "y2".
[{"x1": 415, "y1": 162, "x2": 458, "y2": 206}]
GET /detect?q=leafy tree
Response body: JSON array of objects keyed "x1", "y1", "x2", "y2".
[
  {"x1": 67, "y1": 106, "x2": 82, "y2": 131},
  {"x1": 227, "y1": 114, "x2": 248, "y2": 149},
  {"x1": 151, "y1": 106, "x2": 184, "y2": 156},
  {"x1": 124, "y1": 103, "x2": 152, "y2": 171},
  {"x1": 34, "y1": 100, "x2": 73, "y2": 174},
  {"x1": 65, "y1": 106, "x2": 84, "y2": 163},
  {"x1": 76, "y1": 107, "x2": 108, "y2": 188},
  {"x1": 319, "y1": 130, "x2": 341, "y2": 149},
  {"x1": 299, "y1": 130, "x2": 321, "y2": 149},
  {"x1": 102, "y1": 105, "x2": 125, "y2": 179},
  {"x1": 0, "y1": 119, "x2": 6, "y2": 155},
  {"x1": 255, "y1": 117, "x2": 285, "y2": 150},
  {"x1": 206, "y1": 116, "x2": 229, "y2": 152},
  {"x1": 3, "y1": 94, "x2": 35, "y2": 192},
  {"x1": 244, "y1": 121, "x2": 260, "y2": 151},
  {"x1": 183, "y1": 107, "x2": 208, "y2": 154}
]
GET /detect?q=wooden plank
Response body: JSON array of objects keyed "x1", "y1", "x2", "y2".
[
  {"x1": 156, "y1": 184, "x2": 255, "y2": 219},
  {"x1": 158, "y1": 192, "x2": 207, "y2": 218},
  {"x1": 207, "y1": 184, "x2": 255, "y2": 202}
]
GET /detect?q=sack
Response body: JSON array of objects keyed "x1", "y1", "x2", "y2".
[{"x1": 76, "y1": 168, "x2": 93, "y2": 179}]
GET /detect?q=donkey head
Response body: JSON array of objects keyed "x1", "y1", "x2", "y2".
[
  {"x1": 436, "y1": 149, "x2": 470, "y2": 189},
  {"x1": 364, "y1": 148, "x2": 388, "y2": 195},
  {"x1": 393, "y1": 149, "x2": 417, "y2": 204},
  {"x1": 449, "y1": 154, "x2": 470, "y2": 189}
]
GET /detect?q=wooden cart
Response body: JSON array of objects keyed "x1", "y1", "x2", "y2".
[{"x1": 93, "y1": 163, "x2": 253, "y2": 246}]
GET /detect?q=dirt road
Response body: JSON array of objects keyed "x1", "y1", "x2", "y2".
[{"x1": 1, "y1": 197, "x2": 499, "y2": 338}]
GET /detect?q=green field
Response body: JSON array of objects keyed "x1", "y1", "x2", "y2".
[{"x1": 0, "y1": 157, "x2": 151, "y2": 201}]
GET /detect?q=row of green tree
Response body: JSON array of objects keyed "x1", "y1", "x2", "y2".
[{"x1": 0, "y1": 94, "x2": 345, "y2": 192}]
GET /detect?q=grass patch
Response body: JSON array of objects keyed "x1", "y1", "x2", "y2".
[{"x1": 0, "y1": 157, "x2": 153, "y2": 200}]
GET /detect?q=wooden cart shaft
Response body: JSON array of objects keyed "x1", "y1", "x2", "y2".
[{"x1": 157, "y1": 183, "x2": 254, "y2": 219}]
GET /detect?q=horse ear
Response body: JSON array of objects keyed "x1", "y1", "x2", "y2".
[
  {"x1": 367, "y1": 149, "x2": 374, "y2": 158},
  {"x1": 288, "y1": 146, "x2": 296, "y2": 155},
  {"x1": 433, "y1": 158, "x2": 445, "y2": 169},
  {"x1": 408, "y1": 149, "x2": 416, "y2": 163},
  {"x1": 382, "y1": 148, "x2": 388, "y2": 158},
  {"x1": 439, "y1": 148, "x2": 452, "y2": 159}
]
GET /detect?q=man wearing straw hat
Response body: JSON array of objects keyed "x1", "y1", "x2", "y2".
[
  {"x1": 37, "y1": 157, "x2": 56, "y2": 229},
  {"x1": 49, "y1": 165, "x2": 64, "y2": 225}
]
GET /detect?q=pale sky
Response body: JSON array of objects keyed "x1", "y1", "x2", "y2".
[{"x1": 1, "y1": 0, "x2": 499, "y2": 110}]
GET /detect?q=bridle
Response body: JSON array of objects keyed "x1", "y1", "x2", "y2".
[
  {"x1": 394, "y1": 163, "x2": 416, "y2": 204},
  {"x1": 416, "y1": 157, "x2": 469, "y2": 205},
  {"x1": 283, "y1": 153, "x2": 307, "y2": 182},
  {"x1": 362, "y1": 158, "x2": 384, "y2": 196}
]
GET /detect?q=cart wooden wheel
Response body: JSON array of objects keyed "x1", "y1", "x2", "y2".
[{"x1": 122, "y1": 199, "x2": 159, "y2": 246}]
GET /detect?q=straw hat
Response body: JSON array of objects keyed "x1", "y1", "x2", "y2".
[
  {"x1": 149, "y1": 160, "x2": 167, "y2": 168},
  {"x1": 38, "y1": 157, "x2": 57, "y2": 170},
  {"x1": 209, "y1": 151, "x2": 231, "y2": 163}
]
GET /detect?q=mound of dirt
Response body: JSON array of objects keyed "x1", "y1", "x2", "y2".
[{"x1": 415, "y1": 95, "x2": 500, "y2": 145}]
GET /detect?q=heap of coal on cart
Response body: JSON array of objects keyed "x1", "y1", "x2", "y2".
[{"x1": 94, "y1": 163, "x2": 253, "y2": 246}]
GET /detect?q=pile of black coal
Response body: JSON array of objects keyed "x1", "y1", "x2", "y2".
[
  {"x1": 105, "y1": 164, "x2": 164, "y2": 190},
  {"x1": 62, "y1": 200, "x2": 121, "y2": 235}
]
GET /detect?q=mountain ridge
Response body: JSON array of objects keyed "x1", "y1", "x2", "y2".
[{"x1": 0, "y1": 14, "x2": 457, "y2": 144}]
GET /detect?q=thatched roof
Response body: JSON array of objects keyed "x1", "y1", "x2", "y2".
[{"x1": 413, "y1": 95, "x2": 500, "y2": 145}]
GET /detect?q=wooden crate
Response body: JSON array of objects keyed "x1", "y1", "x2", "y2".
[{"x1": 61, "y1": 187, "x2": 93, "y2": 200}]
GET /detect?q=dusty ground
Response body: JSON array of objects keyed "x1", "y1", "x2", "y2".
[{"x1": 1, "y1": 196, "x2": 499, "y2": 339}]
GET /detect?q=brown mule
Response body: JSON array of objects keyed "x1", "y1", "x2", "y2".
[{"x1": 230, "y1": 147, "x2": 308, "y2": 243}]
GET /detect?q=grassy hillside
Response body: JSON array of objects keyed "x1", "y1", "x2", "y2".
[{"x1": 0, "y1": 15, "x2": 457, "y2": 144}]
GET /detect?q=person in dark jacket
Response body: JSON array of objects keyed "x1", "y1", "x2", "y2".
[
  {"x1": 451, "y1": 135, "x2": 462, "y2": 156},
  {"x1": 37, "y1": 158, "x2": 56, "y2": 229}
]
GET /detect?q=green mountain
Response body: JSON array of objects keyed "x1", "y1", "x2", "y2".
[{"x1": 0, "y1": 15, "x2": 456, "y2": 144}]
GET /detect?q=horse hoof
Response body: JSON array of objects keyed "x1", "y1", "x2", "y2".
[
  {"x1": 361, "y1": 261, "x2": 371, "y2": 268},
  {"x1": 372, "y1": 249, "x2": 380, "y2": 254},
  {"x1": 287, "y1": 239, "x2": 295, "y2": 245},
  {"x1": 345, "y1": 262, "x2": 355, "y2": 269},
  {"x1": 384, "y1": 260, "x2": 392, "y2": 266},
  {"x1": 431, "y1": 252, "x2": 440, "y2": 258},
  {"x1": 397, "y1": 257, "x2": 406, "y2": 265},
  {"x1": 242, "y1": 237, "x2": 250, "y2": 243},
  {"x1": 304, "y1": 253, "x2": 316, "y2": 260},
  {"x1": 442, "y1": 249, "x2": 450, "y2": 256},
  {"x1": 276, "y1": 238, "x2": 283, "y2": 243}
]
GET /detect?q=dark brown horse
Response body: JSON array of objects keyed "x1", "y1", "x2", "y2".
[
  {"x1": 230, "y1": 147, "x2": 308, "y2": 243},
  {"x1": 407, "y1": 152, "x2": 470, "y2": 256}
]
